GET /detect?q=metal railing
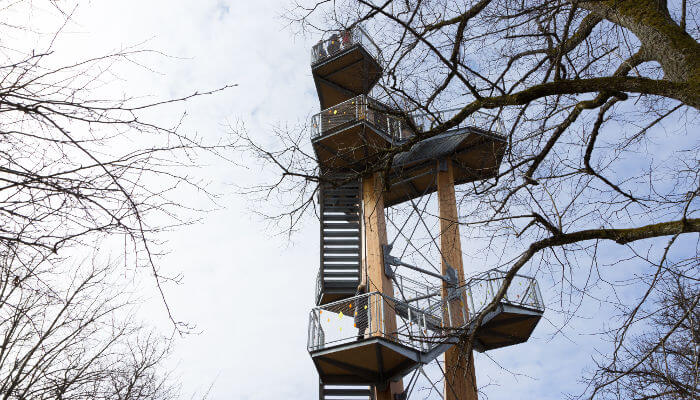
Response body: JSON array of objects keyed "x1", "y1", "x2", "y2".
[
  {"x1": 392, "y1": 273, "x2": 442, "y2": 316},
  {"x1": 422, "y1": 269, "x2": 545, "y2": 321},
  {"x1": 315, "y1": 269, "x2": 322, "y2": 304},
  {"x1": 307, "y1": 292, "x2": 450, "y2": 353},
  {"x1": 311, "y1": 26, "x2": 382, "y2": 66},
  {"x1": 410, "y1": 108, "x2": 506, "y2": 137},
  {"x1": 465, "y1": 269, "x2": 544, "y2": 315},
  {"x1": 310, "y1": 94, "x2": 414, "y2": 142},
  {"x1": 307, "y1": 269, "x2": 544, "y2": 354}
]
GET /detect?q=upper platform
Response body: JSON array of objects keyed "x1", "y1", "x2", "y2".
[
  {"x1": 311, "y1": 26, "x2": 383, "y2": 110},
  {"x1": 385, "y1": 123, "x2": 506, "y2": 207},
  {"x1": 310, "y1": 102, "x2": 506, "y2": 205},
  {"x1": 311, "y1": 94, "x2": 413, "y2": 172}
]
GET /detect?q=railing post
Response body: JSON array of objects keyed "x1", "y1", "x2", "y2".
[
  {"x1": 408, "y1": 306, "x2": 413, "y2": 342},
  {"x1": 307, "y1": 312, "x2": 312, "y2": 350},
  {"x1": 380, "y1": 295, "x2": 385, "y2": 336},
  {"x1": 368, "y1": 294, "x2": 373, "y2": 334}
]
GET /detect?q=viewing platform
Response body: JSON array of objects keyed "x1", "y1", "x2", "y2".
[
  {"x1": 308, "y1": 291, "x2": 454, "y2": 386},
  {"x1": 311, "y1": 94, "x2": 414, "y2": 171},
  {"x1": 307, "y1": 269, "x2": 545, "y2": 386},
  {"x1": 385, "y1": 109, "x2": 507, "y2": 207},
  {"x1": 310, "y1": 102, "x2": 507, "y2": 205},
  {"x1": 311, "y1": 26, "x2": 383, "y2": 110}
]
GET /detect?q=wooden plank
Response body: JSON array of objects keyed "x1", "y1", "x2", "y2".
[
  {"x1": 437, "y1": 159, "x2": 478, "y2": 400},
  {"x1": 361, "y1": 173, "x2": 403, "y2": 400}
]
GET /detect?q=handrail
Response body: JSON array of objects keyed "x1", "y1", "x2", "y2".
[
  {"x1": 409, "y1": 108, "x2": 506, "y2": 137},
  {"x1": 310, "y1": 98, "x2": 507, "y2": 145},
  {"x1": 310, "y1": 94, "x2": 414, "y2": 141},
  {"x1": 307, "y1": 269, "x2": 545, "y2": 358},
  {"x1": 307, "y1": 291, "x2": 450, "y2": 354},
  {"x1": 311, "y1": 25, "x2": 382, "y2": 66}
]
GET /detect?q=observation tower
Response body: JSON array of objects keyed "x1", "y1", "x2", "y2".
[{"x1": 306, "y1": 26, "x2": 545, "y2": 400}]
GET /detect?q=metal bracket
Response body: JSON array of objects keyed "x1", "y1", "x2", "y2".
[
  {"x1": 438, "y1": 158, "x2": 449, "y2": 172},
  {"x1": 383, "y1": 244, "x2": 397, "y2": 279},
  {"x1": 383, "y1": 244, "x2": 459, "y2": 293}
]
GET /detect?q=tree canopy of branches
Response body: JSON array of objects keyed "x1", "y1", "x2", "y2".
[
  {"x1": 240, "y1": 0, "x2": 699, "y2": 398},
  {"x1": 1, "y1": 1, "x2": 235, "y2": 398},
  {"x1": 0, "y1": 0, "x2": 235, "y2": 327},
  {"x1": 0, "y1": 250, "x2": 178, "y2": 400}
]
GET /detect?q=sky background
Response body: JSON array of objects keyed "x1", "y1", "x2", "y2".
[{"x1": 22, "y1": 1, "x2": 687, "y2": 399}]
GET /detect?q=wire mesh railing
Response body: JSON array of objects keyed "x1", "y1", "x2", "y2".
[
  {"x1": 307, "y1": 269, "x2": 544, "y2": 354},
  {"x1": 422, "y1": 269, "x2": 545, "y2": 321},
  {"x1": 392, "y1": 273, "x2": 442, "y2": 316},
  {"x1": 310, "y1": 95, "x2": 414, "y2": 141},
  {"x1": 307, "y1": 292, "x2": 451, "y2": 353},
  {"x1": 311, "y1": 25, "x2": 382, "y2": 66},
  {"x1": 409, "y1": 108, "x2": 506, "y2": 137}
]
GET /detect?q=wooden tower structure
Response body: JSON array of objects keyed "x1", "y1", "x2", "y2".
[{"x1": 306, "y1": 26, "x2": 545, "y2": 400}]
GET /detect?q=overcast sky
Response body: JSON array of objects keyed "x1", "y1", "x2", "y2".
[{"x1": 29, "y1": 1, "x2": 685, "y2": 399}]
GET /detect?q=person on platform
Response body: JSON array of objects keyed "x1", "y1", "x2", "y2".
[
  {"x1": 355, "y1": 282, "x2": 368, "y2": 340},
  {"x1": 340, "y1": 29, "x2": 352, "y2": 49},
  {"x1": 327, "y1": 33, "x2": 340, "y2": 54},
  {"x1": 313, "y1": 39, "x2": 327, "y2": 60}
]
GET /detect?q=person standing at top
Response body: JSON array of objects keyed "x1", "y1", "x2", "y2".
[
  {"x1": 313, "y1": 39, "x2": 327, "y2": 60},
  {"x1": 327, "y1": 33, "x2": 340, "y2": 54},
  {"x1": 341, "y1": 29, "x2": 352, "y2": 49}
]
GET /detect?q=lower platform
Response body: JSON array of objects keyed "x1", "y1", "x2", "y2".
[{"x1": 311, "y1": 336, "x2": 445, "y2": 386}]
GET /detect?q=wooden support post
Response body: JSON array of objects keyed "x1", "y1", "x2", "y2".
[
  {"x1": 362, "y1": 172, "x2": 403, "y2": 400},
  {"x1": 437, "y1": 159, "x2": 478, "y2": 400}
]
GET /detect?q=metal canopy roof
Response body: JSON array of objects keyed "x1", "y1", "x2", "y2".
[{"x1": 392, "y1": 126, "x2": 505, "y2": 168}]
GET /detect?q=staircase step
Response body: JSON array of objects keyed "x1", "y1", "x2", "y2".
[
  {"x1": 322, "y1": 231, "x2": 361, "y2": 238},
  {"x1": 323, "y1": 223, "x2": 360, "y2": 229},
  {"x1": 323, "y1": 214, "x2": 360, "y2": 221},
  {"x1": 320, "y1": 384, "x2": 374, "y2": 400},
  {"x1": 324, "y1": 280, "x2": 360, "y2": 288},
  {"x1": 323, "y1": 239, "x2": 360, "y2": 246},
  {"x1": 323, "y1": 263, "x2": 360, "y2": 269},
  {"x1": 323, "y1": 199, "x2": 360, "y2": 205},
  {"x1": 323, "y1": 256, "x2": 360, "y2": 264},
  {"x1": 323, "y1": 271, "x2": 360, "y2": 278},
  {"x1": 327, "y1": 191, "x2": 359, "y2": 196},
  {"x1": 323, "y1": 256, "x2": 360, "y2": 262},
  {"x1": 323, "y1": 207, "x2": 359, "y2": 213},
  {"x1": 323, "y1": 248, "x2": 360, "y2": 254}
]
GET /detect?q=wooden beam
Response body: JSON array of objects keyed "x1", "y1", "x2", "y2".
[
  {"x1": 437, "y1": 159, "x2": 478, "y2": 400},
  {"x1": 361, "y1": 172, "x2": 403, "y2": 400}
]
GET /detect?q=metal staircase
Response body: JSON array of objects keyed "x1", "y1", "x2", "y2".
[
  {"x1": 316, "y1": 179, "x2": 362, "y2": 305},
  {"x1": 320, "y1": 382, "x2": 374, "y2": 400}
]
